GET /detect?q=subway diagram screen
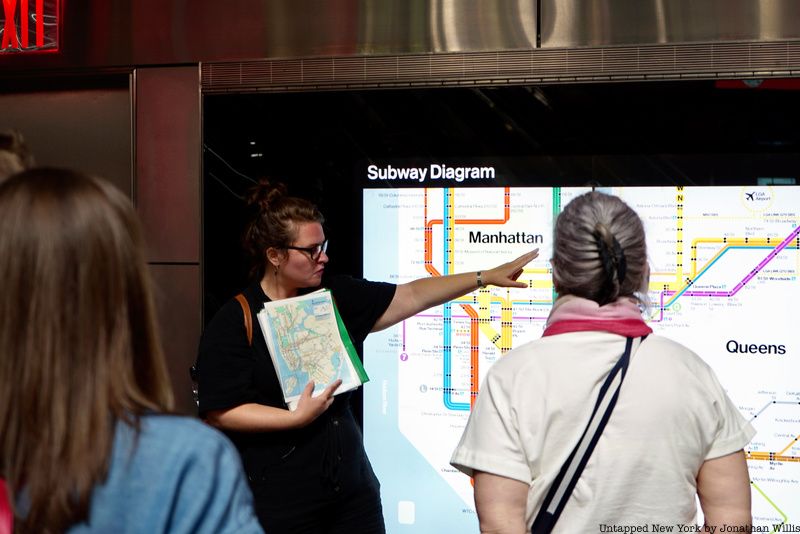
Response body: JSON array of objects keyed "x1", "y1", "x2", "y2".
[{"x1": 360, "y1": 163, "x2": 799, "y2": 533}]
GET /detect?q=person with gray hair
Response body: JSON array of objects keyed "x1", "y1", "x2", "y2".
[
  {"x1": 551, "y1": 191, "x2": 649, "y2": 307},
  {"x1": 451, "y1": 191, "x2": 754, "y2": 533}
]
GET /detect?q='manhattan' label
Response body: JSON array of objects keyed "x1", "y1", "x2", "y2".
[{"x1": 469, "y1": 231, "x2": 544, "y2": 244}]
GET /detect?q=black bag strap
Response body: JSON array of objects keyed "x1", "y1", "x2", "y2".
[{"x1": 531, "y1": 335, "x2": 646, "y2": 534}]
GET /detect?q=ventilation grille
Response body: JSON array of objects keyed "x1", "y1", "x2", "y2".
[{"x1": 201, "y1": 40, "x2": 800, "y2": 92}]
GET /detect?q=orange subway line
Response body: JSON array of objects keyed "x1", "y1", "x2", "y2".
[
  {"x1": 424, "y1": 187, "x2": 510, "y2": 275},
  {"x1": 424, "y1": 187, "x2": 441, "y2": 276},
  {"x1": 778, "y1": 434, "x2": 800, "y2": 456},
  {"x1": 461, "y1": 304, "x2": 481, "y2": 407},
  {"x1": 747, "y1": 451, "x2": 800, "y2": 463},
  {"x1": 455, "y1": 188, "x2": 511, "y2": 225},
  {"x1": 425, "y1": 188, "x2": 511, "y2": 226},
  {"x1": 422, "y1": 187, "x2": 513, "y2": 407}
]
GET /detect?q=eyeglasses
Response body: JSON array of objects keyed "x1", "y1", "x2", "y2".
[{"x1": 284, "y1": 239, "x2": 328, "y2": 261}]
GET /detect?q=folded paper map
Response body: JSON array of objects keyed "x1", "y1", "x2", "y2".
[{"x1": 256, "y1": 289, "x2": 369, "y2": 410}]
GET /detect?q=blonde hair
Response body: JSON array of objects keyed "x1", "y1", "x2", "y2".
[
  {"x1": 0, "y1": 168, "x2": 173, "y2": 533},
  {"x1": 552, "y1": 191, "x2": 648, "y2": 305}
]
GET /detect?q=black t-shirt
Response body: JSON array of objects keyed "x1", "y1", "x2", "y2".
[{"x1": 196, "y1": 274, "x2": 396, "y2": 486}]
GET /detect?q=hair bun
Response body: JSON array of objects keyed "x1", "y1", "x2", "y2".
[{"x1": 246, "y1": 179, "x2": 287, "y2": 212}]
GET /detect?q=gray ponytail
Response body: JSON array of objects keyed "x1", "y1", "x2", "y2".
[{"x1": 552, "y1": 191, "x2": 648, "y2": 306}]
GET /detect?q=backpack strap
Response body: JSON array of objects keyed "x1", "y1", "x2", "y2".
[{"x1": 235, "y1": 293, "x2": 253, "y2": 347}]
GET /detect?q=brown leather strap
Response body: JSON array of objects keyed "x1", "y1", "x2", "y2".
[{"x1": 234, "y1": 293, "x2": 253, "y2": 346}]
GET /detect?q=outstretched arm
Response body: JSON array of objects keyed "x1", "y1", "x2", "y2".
[
  {"x1": 372, "y1": 249, "x2": 538, "y2": 332},
  {"x1": 697, "y1": 450, "x2": 752, "y2": 529}
]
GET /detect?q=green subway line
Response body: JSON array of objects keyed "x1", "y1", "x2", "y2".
[
  {"x1": 750, "y1": 480, "x2": 788, "y2": 533},
  {"x1": 551, "y1": 187, "x2": 561, "y2": 305},
  {"x1": 552, "y1": 187, "x2": 562, "y2": 221}
]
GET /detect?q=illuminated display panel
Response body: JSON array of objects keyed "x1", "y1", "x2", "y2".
[
  {"x1": 362, "y1": 174, "x2": 800, "y2": 533},
  {"x1": 201, "y1": 85, "x2": 800, "y2": 533}
]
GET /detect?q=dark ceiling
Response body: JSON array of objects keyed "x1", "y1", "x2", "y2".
[
  {"x1": 204, "y1": 80, "x2": 800, "y2": 187},
  {"x1": 201, "y1": 80, "x2": 800, "y2": 316}
]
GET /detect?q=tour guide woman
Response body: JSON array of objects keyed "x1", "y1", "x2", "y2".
[{"x1": 196, "y1": 180, "x2": 538, "y2": 533}]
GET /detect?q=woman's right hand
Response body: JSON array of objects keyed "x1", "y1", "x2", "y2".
[
  {"x1": 483, "y1": 249, "x2": 539, "y2": 288},
  {"x1": 291, "y1": 379, "x2": 343, "y2": 428}
]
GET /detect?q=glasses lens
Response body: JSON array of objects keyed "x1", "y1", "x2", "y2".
[{"x1": 312, "y1": 240, "x2": 328, "y2": 261}]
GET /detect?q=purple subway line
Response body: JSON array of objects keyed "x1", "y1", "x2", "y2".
[
  {"x1": 654, "y1": 224, "x2": 800, "y2": 321},
  {"x1": 655, "y1": 292, "x2": 666, "y2": 322},
  {"x1": 732, "y1": 225, "x2": 800, "y2": 293},
  {"x1": 415, "y1": 313, "x2": 549, "y2": 320},
  {"x1": 664, "y1": 291, "x2": 730, "y2": 297},
  {"x1": 653, "y1": 290, "x2": 734, "y2": 322},
  {"x1": 652, "y1": 290, "x2": 735, "y2": 322}
]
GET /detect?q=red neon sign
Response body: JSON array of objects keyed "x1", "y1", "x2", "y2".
[{"x1": 1, "y1": 0, "x2": 58, "y2": 53}]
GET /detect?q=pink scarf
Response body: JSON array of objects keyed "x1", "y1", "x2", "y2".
[{"x1": 543, "y1": 295, "x2": 652, "y2": 337}]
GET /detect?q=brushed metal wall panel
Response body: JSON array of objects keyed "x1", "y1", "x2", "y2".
[
  {"x1": 465, "y1": 53, "x2": 499, "y2": 76},
  {"x1": 0, "y1": 85, "x2": 132, "y2": 195},
  {"x1": 334, "y1": 56, "x2": 364, "y2": 79},
  {"x1": 204, "y1": 63, "x2": 242, "y2": 87},
  {"x1": 150, "y1": 264, "x2": 201, "y2": 416},
  {"x1": 600, "y1": 48, "x2": 640, "y2": 73},
  {"x1": 541, "y1": 0, "x2": 800, "y2": 48},
  {"x1": 201, "y1": 40, "x2": 800, "y2": 92},
  {"x1": 750, "y1": 42, "x2": 790, "y2": 69},
  {"x1": 6, "y1": 0, "x2": 800, "y2": 78},
  {"x1": 714, "y1": 43, "x2": 752, "y2": 70},
  {"x1": 303, "y1": 58, "x2": 335, "y2": 82},
  {"x1": 240, "y1": 62, "x2": 271, "y2": 86},
  {"x1": 638, "y1": 47, "x2": 678, "y2": 72},
  {"x1": 135, "y1": 66, "x2": 201, "y2": 264},
  {"x1": 430, "y1": 55, "x2": 466, "y2": 78},
  {"x1": 565, "y1": 49, "x2": 604, "y2": 72},
  {"x1": 675, "y1": 46, "x2": 714, "y2": 72},
  {"x1": 497, "y1": 51, "x2": 534, "y2": 77},
  {"x1": 397, "y1": 56, "x2": 431, "y2": 79},
  {"x1": 1, "y1": 0, "x2": 537, "y2": 72},
  {"x1": 530, "y1": 49, "x2": 567, "y2": 75},
  {"x1": 136, "y1": 67, "x2": 201, "y2": 416},
  {"x1": 272, "y1": 60, "x2": 303, "y2": 85}
]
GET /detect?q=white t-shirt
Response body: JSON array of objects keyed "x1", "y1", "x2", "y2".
[{"x1": 450, "y1": 332, "x2": 755, "y2": 531}]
